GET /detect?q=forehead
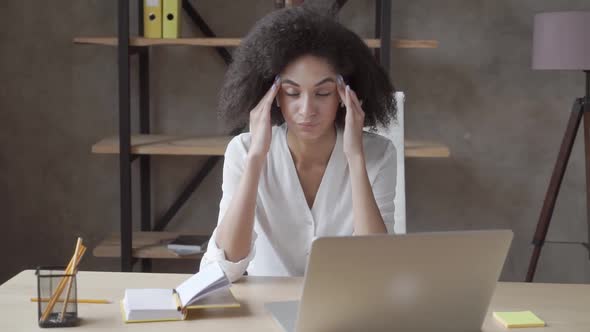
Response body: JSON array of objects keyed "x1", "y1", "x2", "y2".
[{"x1": 280, "y1": 55, "x2": 337, "y2": 85}]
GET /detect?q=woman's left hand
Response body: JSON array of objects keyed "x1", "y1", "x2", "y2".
[{"x1": 337, "y1": 76, "x2": 365, "y2": 161}]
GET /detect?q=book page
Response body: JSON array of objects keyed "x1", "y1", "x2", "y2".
[
  {"x1": 123, "y1": 289, "x2": 186, "y2": 322},
  {"x1": 175, "y1": 262, "x2": 229, "y2": 307},
  {"x1": 185, "y1": 287, "x2": 240, "y2": 309},
  {"x1": 124, "y1": 289, "x2": 176, "y2": 311}
]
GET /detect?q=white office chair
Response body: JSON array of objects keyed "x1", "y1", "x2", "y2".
[{"x1": 368, "y1": 91, "x2": 406, "y2": 234}]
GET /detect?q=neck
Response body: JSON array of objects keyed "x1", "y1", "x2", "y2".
[{"x1": 286, "y1": 126, "x2": 337, "y2": 167}]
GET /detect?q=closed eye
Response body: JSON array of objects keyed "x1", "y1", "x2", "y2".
[{"x1": 284, "y1": 91, "x2": 332, "y2": 97}]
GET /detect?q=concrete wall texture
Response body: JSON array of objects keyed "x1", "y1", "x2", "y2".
[{"x1": 2, "y1": 0, "x2": 590, "y2": 284}]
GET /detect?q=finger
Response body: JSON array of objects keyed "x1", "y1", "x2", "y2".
[
  {"x1": 255, "y1": 76, "x2": 281, "y2": 110},
  {"x1": 345, "y1": 85, "x2": 354, "y2": 112},
  {"x1": 262, "y1": 90, "x2": 279, "y2": 120},
  {"x1": 265, "y1": 76, "x2": 281, "y2": 107},
  {"x1": 345, "y1": 85, "x2": 354, "y2": 121},
  {"x1": 336, "y1": 75, "x2": 346, "y2": 105},
  {"x1": 348, "y1": 88, "x2": 363, "y2": 114},
  {"x1": 261, "y1": 78, "x2": 281, "y2": 124}
]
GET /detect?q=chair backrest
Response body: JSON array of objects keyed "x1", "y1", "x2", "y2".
[{"x1": 369, "y1": 92, "x2": 406, "y2": 234}]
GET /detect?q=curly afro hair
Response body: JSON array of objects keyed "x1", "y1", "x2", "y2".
[{"x1": 218, "y1": 6, "x2": 396, "y2": 131}]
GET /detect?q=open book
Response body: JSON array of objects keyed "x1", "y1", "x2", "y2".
[{"x1": 121, "y1": 263, "x2": 239, "y2": 323}]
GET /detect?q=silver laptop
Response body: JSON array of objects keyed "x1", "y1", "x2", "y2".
[{"x1": 265, "y1": 230, "x2": 513, "y2": 332}]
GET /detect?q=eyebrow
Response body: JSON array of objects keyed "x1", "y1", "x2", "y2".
[{"x1": 281, "y1": 77, "x2": 336, "y2": 87}]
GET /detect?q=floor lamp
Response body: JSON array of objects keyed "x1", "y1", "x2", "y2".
[{"x1": 526, "y1": 11, "x2": 590, "y2": 282}]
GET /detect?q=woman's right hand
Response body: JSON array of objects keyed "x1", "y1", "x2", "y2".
[
  {"x1": 248, "y1": 75, "x2": 281, "y2": 159},
  {"x1": 215, "y1": 77, "x2": 281, "y2": 265}
]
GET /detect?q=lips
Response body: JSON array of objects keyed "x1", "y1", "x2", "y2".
[{"x1": 298, "y1": 123, "x2": 317, "y2": 131}]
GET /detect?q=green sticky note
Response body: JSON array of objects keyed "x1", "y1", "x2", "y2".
[{"x1": 493, "y1": 311, "x2": 546, "y2": 328}]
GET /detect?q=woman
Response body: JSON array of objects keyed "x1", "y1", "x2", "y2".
[{"x1": 201, "y1": 7, "x2": 397, "y2": 282}]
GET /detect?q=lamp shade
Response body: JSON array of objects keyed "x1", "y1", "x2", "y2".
[{"x1": 532, "y1": 11, "x2": 590, "y2": 70}]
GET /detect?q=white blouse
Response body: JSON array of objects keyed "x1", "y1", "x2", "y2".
[{"x1": 200, "y1": 123, "x2": 396, "y2": 282}]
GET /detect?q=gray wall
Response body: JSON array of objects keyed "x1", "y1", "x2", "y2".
[{"x1": 2, "y1": 0, "x2": 590, "y2": 284}]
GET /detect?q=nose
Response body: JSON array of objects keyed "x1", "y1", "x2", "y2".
[{"x1": 300, "y1": 95, "x2": 317, "y2": 119}]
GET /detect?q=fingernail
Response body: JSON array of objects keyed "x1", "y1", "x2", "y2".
[
  {"x1": 346, "y1": 85, "x2": 350, "y2": 91},
  {"x1": 337, "y1": 75, "x2": 344, "y2": 85},
  {"x1": 274, "y1": 75, "x2": 281, "y2": 83}
]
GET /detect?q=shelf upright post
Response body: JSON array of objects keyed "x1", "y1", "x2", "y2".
[
  {"x1": 377, "y1": 0, "x2": 391, "y2": 72},
  {"x1": 138, "y1": 0, "x2": 153, "y2": 273},
  {"x1": 118, "y1": 0, "x2": 133, "y2": 272}
]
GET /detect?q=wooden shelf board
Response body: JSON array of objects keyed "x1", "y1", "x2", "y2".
[
  {"x1": 74, "y1": 37, "x2": 438, "y2": 49},
  {"x1": 92, "y1": 134, "x2": 232, "y2": 156},
  {"x1": 92, "y1": 134, "x2": 449, "y2": 158},
  {"x1": 405, "y1": 140, "x2": 451, "y2": 158},
  {"x1": 93, "y1": 231, "x2": 208, "y2": 259}
]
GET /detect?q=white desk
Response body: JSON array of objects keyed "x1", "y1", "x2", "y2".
[{"x1": 1, "y1": 270, "x2": 589, "y2": 331}]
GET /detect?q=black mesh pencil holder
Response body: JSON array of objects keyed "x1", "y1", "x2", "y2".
[{"x1": 36, "y1": 266, "x2": 80, "y2": 328}]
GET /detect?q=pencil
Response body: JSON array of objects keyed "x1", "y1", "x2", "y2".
[
  {"x1": 32, "y1": 298, "x2": 111, "y2": 304},
  {"x1": 59, "y1": 238, "x2": 82, "y2": 321},
  {"x1": 40, "y1": 240, "x2": 87, "y2": 322}
]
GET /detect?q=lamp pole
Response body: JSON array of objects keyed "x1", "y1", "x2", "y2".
[{"x1": 526, "y1": 71, "x2": 590, "y2": 282}]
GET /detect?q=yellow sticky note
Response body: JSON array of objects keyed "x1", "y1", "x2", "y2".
[{"x1": 493, "y1": 311, "x2": 546, "y2": 328}]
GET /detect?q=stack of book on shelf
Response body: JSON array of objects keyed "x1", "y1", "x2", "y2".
[{"x1": 166, "y1": 234, "x2": 210, "y2": 256}]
